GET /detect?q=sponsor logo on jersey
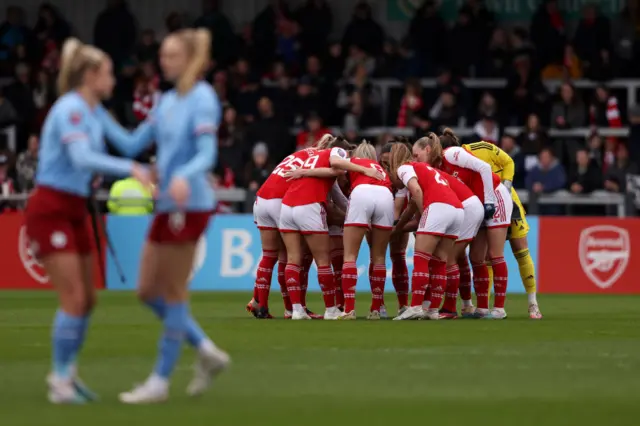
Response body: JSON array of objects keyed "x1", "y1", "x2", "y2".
[{"x1": 579, "y1": 225, "x2": 630, "y2": 289}]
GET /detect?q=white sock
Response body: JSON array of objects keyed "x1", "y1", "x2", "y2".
[
  {"x1": 293, "y1": 303, "x2": 304, "y2": 313},
  {"x1": 527, "y1": 293, "x2": 538, "y2": 305},
  {"x1": 198, "y1": 339, "x2": 216, "y2": 356},
  {"x1": 462, "y1": 300, "x2": 473, "y2": 307},
  {"x1": 421, "y1": 301, "x2": 431, "y2": 310},
  {"x1": 147, "y1": 373, "x2": 169, "y2": 389}
]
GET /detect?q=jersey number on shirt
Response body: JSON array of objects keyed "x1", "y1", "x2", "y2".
[
  {"x1": 302, "y1": 155, "x2": 320, "y2": 170},
  {"x1": 427, "y1": 166, "x2": 448, "y2": 186},
  {"x1": 273, "y1": 155, "x2": 305, "y2": 177},
  {"x1": 370, "y1": 163, "x2": 386, "y2": 178}
]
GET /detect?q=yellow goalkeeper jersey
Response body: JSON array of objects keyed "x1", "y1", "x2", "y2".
[{"x1": 461, "y1": 141, "x2": 514, "y2": 182}]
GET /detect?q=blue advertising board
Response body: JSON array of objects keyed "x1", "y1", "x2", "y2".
[{"x1": 106, "y1": 215, "x2": 538, "y2": 293}]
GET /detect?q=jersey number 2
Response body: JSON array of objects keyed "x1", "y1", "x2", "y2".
[{"x1": 427, "y1": 166, "x2": 448, "y2": 186}]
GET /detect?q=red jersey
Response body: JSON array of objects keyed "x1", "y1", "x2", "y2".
[
  {"x1": 257, "y1": 148, "x2": 315, "y2": 199},
  {"x1": 440, "y1": 147, "x2": 500, "y2": 204},
  {"x1": 282, "y1": 147, "x2": 348, "y2": 207},
  {"x1": 398, "y1": 162, "x2": 462, "y2": 209},
  {"x1": 348, "y1": 157, "x2": 392, "y2": 192},
  {"x1": 438, "y1": 170, "x2": 474, "y2": 202}
]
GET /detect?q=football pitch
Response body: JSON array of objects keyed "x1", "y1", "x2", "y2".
[{"x1": 0, "y1": 292, "x2": 639, "y2": 426}]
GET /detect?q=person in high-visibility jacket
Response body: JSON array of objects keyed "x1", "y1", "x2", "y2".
[{"x1": 107, "y1": 177, "x2": 154, "y2": 215}]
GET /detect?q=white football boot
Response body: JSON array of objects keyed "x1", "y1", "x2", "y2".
[
  {"x1": 366, "y1": 310, "x2": 381, "y2": 320},
  {"x1": 323, "y1": 306, "x2": 342, "y2": 320},
  {"x1": 119, "y1": 375, "x2": 169, "y2": 404},
  {"x1": 47, "y1": 374, "x2": 87, "y2": 404},
  {"x1": 291, "y1": 308, "x2": 312, "y2": 320},
  {"x1": 187, "y1": 344, "x2": 230, "y2": 396},
  {"x1": 423, "y1": 308, "x2": 440, "y2": 320},
  {"x1": 393, "y1": 305, "x2": 424, "y2": 320},
  {"x1": 338, "y1": 310, "x2": 357, "y2": 320},
  {"x1": 488, "y1": 307, "x2": 508, "y2": 320},
  {"x1": 528, "y1": 304, "x2": 542, "y2": 319}
]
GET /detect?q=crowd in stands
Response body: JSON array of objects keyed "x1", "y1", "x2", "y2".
[{"x1": 1, "y1": 0, "x2": 640, "y2": 214}]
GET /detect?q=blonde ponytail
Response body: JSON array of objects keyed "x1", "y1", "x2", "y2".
[
  {"x1": 352, "y1": 140, "x2": 377, "y2": 160},
  {"x1": 57, "y1": 38, "x2": 106, "y2": 95},
  {"x1": 175, "y1": 28, "x2": 211, "y2": 94},
  {"x1": 414, "y1": 132, "x2": 443, "y2": 166},
  {"x1": 314, "y1": 133, "x2": 335, "y2": 149}
]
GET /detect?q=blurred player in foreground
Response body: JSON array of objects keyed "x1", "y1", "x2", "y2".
[
  {"x1": 461, "y1": 138, "x2": 542, "y2": 319},
  {"x1": 25, "y1": 38, "x2": 151, "y2": 403},
  {"x1": 95, "y1": 29, "x2": 229, "y2": 403}
]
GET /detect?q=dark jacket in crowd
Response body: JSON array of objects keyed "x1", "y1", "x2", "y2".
[
  {"x1": 94, "y1": 1, "x2": 137, "y2": 68},
  {"x1": 569, "y1": 160, "x2": 603, "y2": 193}
]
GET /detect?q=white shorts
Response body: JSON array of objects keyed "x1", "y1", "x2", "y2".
[
  {"x1": 345, "y1": 185, "x2": 394, "y2": 230},
  {"x1": 417, "y1": 202, "x2": 464, "y2": 239},
  {"x1": 253, "y1": 197, "x2": 282, "y2": 230},
  {"x1": 457, "y1": 196, "x2": 484, "y2": 243},
  {"x1": 484, "y1": 184, "x2": 513, "y2": 228},
  {"x1": 279, "y1": 203, "x2": 328, "y2": 234}
]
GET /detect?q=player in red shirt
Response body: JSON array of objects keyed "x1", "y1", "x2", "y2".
[
  {"x1": 336, "y1": 141, "x2": 394, "y2": 320},
  {"x1": 279, "y1": 138, "x2": 384, "y2": 320},
  {"x1": 435, "y1": 128, "x2": 513, "y2": 319},
  {"x1": 388, "y1": 139, "x2": 464, "y2": 321},
  {"x1": 248, "y1": 134, "x2": 335, "y2": 319},
  {"x1": 412, "y1": 141, "x2": 484, "y2": 319}
]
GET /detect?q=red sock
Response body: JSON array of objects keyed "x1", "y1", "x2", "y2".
[
  {"x1": 256, "y1": 250, "x2": 278, "y2": 309},
  {"x1": 458, "y1": 259, "x2": 472, "y2": 302},
  {"x1": 285, "y1": 264, "x2": 302, "y2": 306},
  {"x1": 472, "y1": 262, "x2": 490, "y2": 309},
  {"x1": 491, "y1": 257, "x2": 508, "y2": 309},
  {"x1": 391, "y1": 252, "x2": 409, "y2": 307},
  {"x1": 253, "y1": 286, "x2": 259, "y2": 302},
  {"x1": 442, "y1": 264, "x2": 460, "y2": 312},
  {"x1": 370, "y1": 264, "x2": 386, "y2": 312},
  {"x1": 428, "y1": 257, "x2": 447, "y2": 310},
  {"x1": 410, "y1": 251, "x2": 432, "y2": 307},
  {"x1": 331, "y1": 249, "x2": 344, "y2": 308},
  {"x1": 342, "y1": 261, "x2": 358, "y2": 312},
  {"x1": 277, "y1": 261, "x2": 292, "y2": 311},
  {"x1": 300, "y1": 254, "x2": 313, "y2": 307},
  {"x1": 317, "y1": 265, "x2": 335, "y2": 308}
]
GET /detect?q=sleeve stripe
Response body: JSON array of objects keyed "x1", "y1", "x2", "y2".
[
  {"x1": 194, "y1": 124, "x2": 216, "y2": 135},
  {"x1": 62, "y1": 133, "x2": 89, "y2": 143}
]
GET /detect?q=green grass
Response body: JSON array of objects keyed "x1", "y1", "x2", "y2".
[{"x1": 0, "y1": 292, "x2": 639, "y2": 426}]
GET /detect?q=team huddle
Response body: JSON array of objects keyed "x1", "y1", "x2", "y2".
[{"x1": 247, "y1": 129, "x2": 542, "y2": 321}]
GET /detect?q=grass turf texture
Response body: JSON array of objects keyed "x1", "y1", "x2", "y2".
[{"x1": 0, "y1": 292, "x2": 639, "y2": 426}]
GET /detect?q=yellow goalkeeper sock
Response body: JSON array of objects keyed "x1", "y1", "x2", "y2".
[{"x1": 514, "y1": 248, "x2": 537, "y2": 304}]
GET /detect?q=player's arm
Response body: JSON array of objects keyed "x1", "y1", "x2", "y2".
[
  {"x1": 329, "y1": 149, "x2": 384, "y2": 180},
  {"x1": 329, "y1": 181, "x2": 349, "y2": 211},
  {"x1": 398, "y1": 165, "x2": 424, "y2": 215},
  {"x1": 492, "y1": 145, "x2": 515, "y2": 189},
  {"x1": 444, "y1": 147, "x2": 497, "y2": 205},
  {"x1": 394, "y1": 188, "x2": 407, "y2": 220},
  {"x1": 173, "y1": 88, "x2": 221, "y2": 180},
  {"x1": 285, "y1": 167, "x2": 344, "y2": 180},
  {"x1": 96, "y1": 106, "x2": 155, "y2": 158}
]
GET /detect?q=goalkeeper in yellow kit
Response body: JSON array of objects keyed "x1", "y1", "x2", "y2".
[{"x1": 462, "y1": 141, "x2": 542, "y2": 319}]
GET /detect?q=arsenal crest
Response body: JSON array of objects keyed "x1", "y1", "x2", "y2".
[{"x1": 579, "y1": 225, "x2": 630, "y2": 289}]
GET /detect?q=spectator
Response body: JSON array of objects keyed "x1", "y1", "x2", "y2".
[
  {"x1": 518, "y1": 113, "x2": 548, "y2": 156},
  {"x1": 586, "y1": 132, "x2": 604, "y2": 168},
  {"x1": 465, "y1": 0, "x2": 496, "y2": 46},
  {"x1": 530, "y1": 0, "x2": 565, "y2": 67},
  {"x1": 33, "y1": 3, "x2": 70, "y2": 57},
  {"x1": 275, "y1": 18, "x2": 300, "y2": 67},
  {"x1": 413, "y1": 107, "x2": 433, "y2": 138},
  {"x1": 293, "y1": 77, "x2": 322, "y2": 125},
  {"x1": 245, "y1": 142, "x2": 273, "y2": 192},
  {"x1": 325, "y1": 41, "x2": 345, "y2": 83},
  {"x1": 237, "y1": 24, "x2": 257, "y2": 64},
  {"x1": 231, "y1": 58, "x2": 261, "y2": 121},
  {"x1": 132, "y1": 61, "x2": 160, "y2": 123},
  {"x1": 5, "y1": 62, "x2": 35, "y2": 152},
  {"x1": 611, "y1": 3, "x2": 637, "y2": 77},
  {"x1": 212, "y1": 70, "x2": 230, "y2": 108},
  {"x1": 342, "y1": 1, "x2": 384, "y2": 56},
  {"x1": 429, "y1": 89, "x2": 462, "y2": 128},
  {"x1": 407, "y1": 0, "x2": 447, "y2": 77},
  {"x1": 40, "y1": 39, "x2": 60, "y2": 75},
  {"x1": 604, "y1": 143, "x2": 638, "y2": 193},
  {"x1": 396, "y1": 78, "x2": 423, "y2": 128},
  {"x1": 218, "y1": 107, "x2": 246, "y2": 183},
  {"x1": 374, "y1": 38, "x2": 402, "y2": 78},
  {"x1": 0, "y1": 86, "x2": 18, "y2": 129},
  {"x1": 526, "y1": 148, "x2": 567, "y2": 214},
  {"x1": 246, "y1": 96, "x2": 292, "y2": 163},
  {"x1": 136, "y1": 29, "x2": 159, "y2": 63},
  {"x1": 337, "y1": 64, "x2": 380, "y2": 123},
  {"x1": 211, "y1": 165, "x2": 237, "y2": 213},
  {"x1": 252, "y1": 0, "x2": 292, "y2": 70},
  {"x1": 296, "y1": 112, "x2": 329, "y2": 149},
  {"x1": 343, "y1": 90, "x2": 377, "y2": 133},
  {"x1": 506, "y1": 54, "x2": 547, "y2": 126},
  {"x1": 475, "y1": 91, "x2": 499, "y2": 123},
  {"x1": 0, "y1": 6, "x2": 30, "y2": 69},
  {"x1": 481, "y1": 27, "x2": 511, "y2": 78},
  {"x1": 32, "y1": 69, "x2": 55, "y2": 130},
  {"x1": 573, "y1": 4, "x2": 611, "y2": 78},
  {"x1": 343, "y1": 44, "x2": 375, "y2": 78},
  {"x1": 472, "y1": 114, "x2": 499, "y2": 144},
  {"x1": 603, "y1": 136, "x2": 618, "y2": 173},
  {"x1": 447, "y1": 6, "x2": 481, "y2": 76},
  {"x1": 0, "y1": 151, "x2": 16, "y2": 212},
  {"x1": 15, "y1": 134, "x2": 38, "y2": 192},
  {"x1": 94, "y1": 0, "x2": 137, "y2": 69},
  {"x1": 569, "y1": 148, "x2": 602, "y2": 194},
  {"x1": 296, "y1": 0, "x2": 332, "y2": 56},
  {"x1": 303, "y1": 55, "x2": 326, "y2": 90},
  {"x1": 194, "y1": 0, "x2": 236, "y2": 67},
  {"x1": 589, "y1": 84, "x2": 622, "y2": 128},
  {"x1": 499, "y1": 134, "x2": 525, "y2": 188},
  {"x1": 628, "y1": 105, "x2": 640, "y2": 166},
  {"x1": 541, "y1": 44, "x2": 582, "y2": 80},
  {"x1": 550, "y1": 82, "x2": 586, "y2": 129}
]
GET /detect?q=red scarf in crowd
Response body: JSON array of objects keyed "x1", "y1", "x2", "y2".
[{"x1": 397, "y1": 95, "x2": 423, "y2": 128}]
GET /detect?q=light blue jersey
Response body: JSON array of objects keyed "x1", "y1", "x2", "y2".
[
  {"x1": 36, "y1": 92, "x2": 134, "y2": 197},
  {"x1": 99, "y1": 81, "x2": 220, "y2": 213}
]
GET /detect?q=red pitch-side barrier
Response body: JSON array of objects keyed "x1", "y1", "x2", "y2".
[
  {"x1": 538, "y1": 217, "x2": 640, "y2": 294},
  {"x1": 0, "y1": 212, "x2": 105, "y2": 289}
]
